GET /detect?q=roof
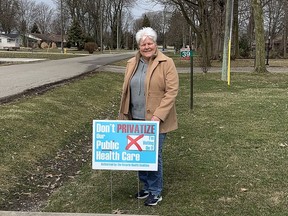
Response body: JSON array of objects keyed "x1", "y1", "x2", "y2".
[
  {"x1": 30, "y1": 33, "x2": 52, "y2": 41},
  {"x1": 29, "y1": 33, "x2": 67, "y2": 42},
  {"x1": 48, "y1": 33, "x2": 67, "y2": 43},
  {"x1": 0, "y1": 33, "x2": 20, "y2": 39}
]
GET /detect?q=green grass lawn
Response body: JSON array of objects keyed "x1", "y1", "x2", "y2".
[{"x1": 0, "y1": 71, "x2": 288, "y2": 215}]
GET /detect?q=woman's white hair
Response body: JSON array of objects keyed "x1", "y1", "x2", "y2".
[{"x1": 135, "y1": 27, "x2": 157, "y2": 45}]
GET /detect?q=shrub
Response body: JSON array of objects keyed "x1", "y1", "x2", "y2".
[
  {"x1": 239, "y1": 35, "x2": 251, "y2": 58},
  {"x1": 84, "y1": 42, "x2": 97, "y2": 54}
]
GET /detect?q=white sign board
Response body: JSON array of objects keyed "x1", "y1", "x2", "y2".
[{"x1": 92, "y1": 120, "x2": 159, "y2": 171}]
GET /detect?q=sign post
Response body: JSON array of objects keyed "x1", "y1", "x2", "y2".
[{"x1": 190, "y1": 47, "x2": 194, "y2": 110}]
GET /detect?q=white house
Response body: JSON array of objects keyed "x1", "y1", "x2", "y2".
[{"x1": 0, "y1": 34, "x2": 21, "y2": 50}]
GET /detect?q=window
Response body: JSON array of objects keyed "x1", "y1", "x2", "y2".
[{"x1": 7, "y1": 38, "x2": 15, "y2": 43}]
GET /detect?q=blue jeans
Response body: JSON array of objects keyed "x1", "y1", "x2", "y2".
[{"x1": 138, "y1": 133, "x2": 166, "y2": 196}]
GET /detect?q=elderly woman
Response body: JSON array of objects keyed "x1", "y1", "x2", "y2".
[{"x1": 118, "y1": 27, "x2": 179, "y2": 206}]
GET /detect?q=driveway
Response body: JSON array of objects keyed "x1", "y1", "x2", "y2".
[{"x1": 0, "y1": 52, "x2": 134, "y2": 101}]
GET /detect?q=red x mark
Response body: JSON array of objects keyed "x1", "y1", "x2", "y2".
[{"x1": 126, "y1": 134, "x2": 144, "y2": 151}]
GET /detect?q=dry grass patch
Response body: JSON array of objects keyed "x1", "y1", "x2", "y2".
[{"x1": 1, "y1": 72, "x2": 288, "y2": 215}]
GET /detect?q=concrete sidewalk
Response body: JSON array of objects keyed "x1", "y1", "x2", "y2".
[
  {"x1": 0, "y1": 58, "x2": 45, "y2": 62},
  {"x1": 98, "y1": 65, "x2": 288, "y2": 73},
  {"x1": 0, "y1": 211, "x2": 154, "y2": 216}
]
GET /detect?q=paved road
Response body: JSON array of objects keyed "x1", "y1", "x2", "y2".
[{"x1": 0, "y1": 52, "x2": 134, "y2": 101}]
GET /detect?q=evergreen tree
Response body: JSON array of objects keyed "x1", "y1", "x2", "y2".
[
  {"x1": 68, "y1": 19, "x2": 85, "y2": 50},
  {"x1": 31, "y1": 23, "x2": 40, "y2": 34},
  {"x1": 142, "y1": 15, "x2": 151, "y2": 28}
]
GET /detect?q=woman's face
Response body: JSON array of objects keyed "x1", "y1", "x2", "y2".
[{"x1": 139, "y1": 36, "x2": 157, "y2": 61}]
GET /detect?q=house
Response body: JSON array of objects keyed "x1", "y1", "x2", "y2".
[
  {"x1": 27, "y1": 33, "x2": 67, "y2": 49},
  {"x1": 0, "y1": 33, "x2": 21, "y2": 50},
  {"x1": 48, "y1": 33, "x2": 67, "y2": 48}
]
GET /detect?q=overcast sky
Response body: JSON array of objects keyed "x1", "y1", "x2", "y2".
[
  {"x1": 132, "y1": 0, "x2": 163, "y2": 18},
  {"x1": 36, "y1": 0, "x2": 163, "y2": 18}
]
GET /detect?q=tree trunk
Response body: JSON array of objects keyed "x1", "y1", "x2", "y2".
[
  {"x1": 175, "y1": 0, "x2": 212, "y2": 70},
  {"x1": 251, "y1": 0, "x2": 268, "y2": 73},
  {"x1": 199, "y1": 2, "x2": 212, "y2": 71},
  {"x1": 284, "y1": 0, "x2": 288, "y2": 58},
  {"x1": 210, "y1": 0, "x2": 225, "y2": 60},
  {"x1": 232, "y1": 0, "x2": 239, "y2": 58}
]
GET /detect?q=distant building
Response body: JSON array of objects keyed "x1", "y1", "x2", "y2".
[
  {"x1": 0, "y1": 33, "x2": 21, "y2": 50},
  {"x1": 27, "y1": 33, "x2": 67, "y2": 49}
]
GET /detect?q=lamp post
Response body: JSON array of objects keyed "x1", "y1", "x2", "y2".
[
  {"x1": 266, "y1": 36, "x2": 271, "y2": 65},
  {"x1": 100, "y1": 0, "x2": 103, "y2": 53}
]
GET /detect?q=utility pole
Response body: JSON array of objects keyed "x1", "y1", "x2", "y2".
[
  {"x1": 60, "y1": 0, "x2": 64, "y2": 53},
  {"x1": 221, "y1": 0, "x2": 234, "y2": 83}
]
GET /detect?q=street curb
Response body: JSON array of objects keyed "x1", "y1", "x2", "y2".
[{"x1": 0, "y1": 211, "x2": 155, "y2": 216}]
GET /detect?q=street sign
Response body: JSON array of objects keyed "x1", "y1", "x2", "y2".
[{"x1": 180, "y1": 48, "x2": 191, "y2": 60}]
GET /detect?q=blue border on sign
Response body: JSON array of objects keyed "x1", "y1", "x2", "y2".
[{"x1": 92, "y1": 120, "x2": 159, "y2": 171}]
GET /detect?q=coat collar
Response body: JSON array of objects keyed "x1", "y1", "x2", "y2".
[
  {"x1": 127, "y1": 48, "x2": 168, "y2": 64},
  {"x1": 125, "y1": 49, "x2": 169, "y2": 83}
]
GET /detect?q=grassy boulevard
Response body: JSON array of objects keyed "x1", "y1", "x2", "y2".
[{"x1": 0, "y1": 56, "x2": 288, "y2": 215}]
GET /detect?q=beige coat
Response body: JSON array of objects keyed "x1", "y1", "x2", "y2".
[{"x1": 118, "y1": 50, "x2": 179, "y2": 133}]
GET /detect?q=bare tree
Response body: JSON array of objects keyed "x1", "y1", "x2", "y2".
[
  {"x1": 51, "y1": 0, "x2": 68, "y2": 35},
  {"x1": 34, "y1": 2, "x2": 54, "y2": 34},
  {"x1": 156, "y1": 0, "x2": 227, "y2": 69},
  {"x1": 122, "y1": 10, "x2": 134, "y2": 49},
  {"x1": 251, "y1": 0, "x2": 268, "y2": 73},
  {"x1": 166, "y1": 10, "x2": 189, "y2": 49},
  {"x1": 264, "y1": 0, "x2": 283, "y2": 36},
  {"x1": 86, "y1": 0, "x2": 102, "y2": 43},
  {"x1": 16, "y1": 0, "x2": 38, "y2": 46},
  {"x1": 16, "y1": 0, "x2": 38, "y2": 30},
  {"x1": 133, "y1": 17, "x2": 144, "y2": 34},
  {"x1": 59, "y1": 0, "x2": 135, "y2": 49},
  {"x1": 284, "y1": 0, "x2": 288, "y2": 58},
  {"x1": 232, "y1": 0, "x2": 240, "y2": 58},
  {"x1": 0, "y1": 0, "x2": 19, "y2": 33},
  {"x1": 104, "y1": 0, "x2": 135, "y2": 49},
  {"x1": 238, "y1": 0, "x2": 286, "y2": 58}
]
